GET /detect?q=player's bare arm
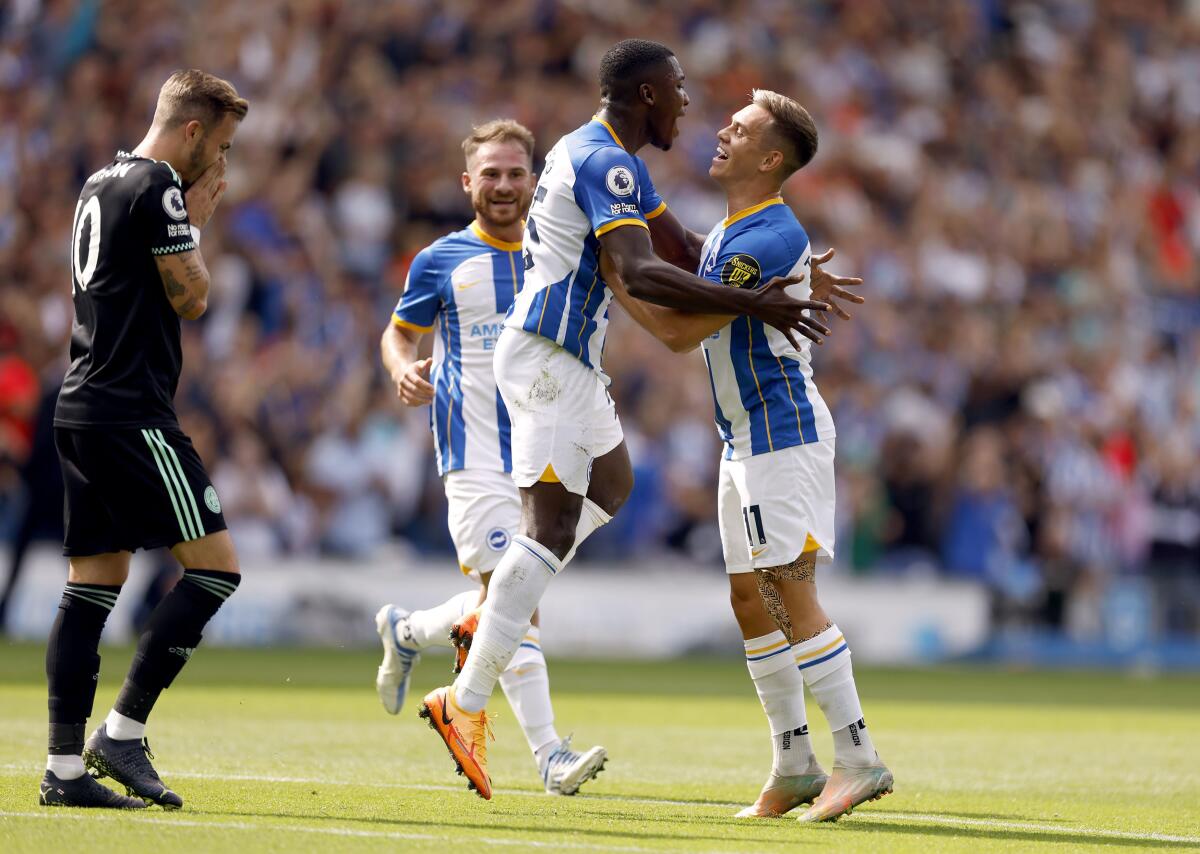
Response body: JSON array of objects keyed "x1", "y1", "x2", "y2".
[
  {"x1": 647, "y1": 206, "x2": 705, "y2": 272},
  {"x1": 602, "y1": 250, "x2": 730, "y2": 353},
  {"x1": 380, "y1": 322, "x2": 433, "y2": 406},
  {"x1": 598, "y1": 223, "x2": 831, "y2": 348},
  {"x1": 154, "y1": 250, "x2": 209, "y2": 320},
  {"x1": 151, "y1": 160, "x2": 226, "y2": 320}
]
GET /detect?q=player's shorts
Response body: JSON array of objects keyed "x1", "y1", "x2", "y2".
[
  {"x1": 494, "y1": 328, "x2": 624, "y2": 497},
  {"x1": 443, "y1": 468, "x2": 520, "y2": 580},
  {"x1": 718, "y1": 440, "x2": 836, "y2": 574},
  {"x1": 54, "y1": 424, "x2": 227, "y2": 557}
]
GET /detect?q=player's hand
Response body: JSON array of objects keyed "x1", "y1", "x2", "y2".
[
  {"x1": 750, "y1": 274, "x2": 832, "y2": 349},
  {"x1": 396, "y1": 357, "x2": 434, "y2": 406},
  {"x1": 186, "y1": 160, "x2": 227, "y2": 231},
  {"x1": 809, "y1": 248, "x2": 865, "y2": 323}
]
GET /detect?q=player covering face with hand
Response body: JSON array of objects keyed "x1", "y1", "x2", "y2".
[
  {"x1": 605, "y1": 90, "x2": 891, "y2": 823},
  {"x1": 377, "y1": 120, "x2": 607, "y2": 796},
  {"x1": 41, "y1": 70, "x2": 247, "y2": 810},
  {"x1": 417, "y1": 39, "x2": 838, "y2": 801}
]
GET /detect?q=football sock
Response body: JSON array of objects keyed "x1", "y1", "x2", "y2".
[
  {"x1": 104, "y1": 710, "x2": 145, "y2": 741},
  {"x1": 46, "y1": 582, "x2": 122, "y2": 775},
  {"x1": 402, "y1": 590, "x2": 478, "y2": 649},
  {"x1": 794, "y1": 624, "x2": 877, "y2": 767},
  {"x1": 498, "y1": 625, "x2": 559, "y2": 756},
  {"x1": 454, "y1": 536, "x2": 559, "y2": 713},
  {"x1": 562, "y1": 498, "x2": 612, "y2": 565},
  {"x1": 744, "y1": 630, "x2": 816, "y2": 775},
  {"x1": 112, "y1": 569, "x2": 239, "y2": 728}
]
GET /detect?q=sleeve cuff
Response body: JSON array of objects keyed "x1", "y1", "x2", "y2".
[
  {"x1": 595, "y1": 218, "x2": 650, "y2": 238},
  {"x1": 391, "y1": 315, "x2": 434, "y2": 334},
  {"x1": 644, "y1": 201, "x2": 667, "y2": 220}
]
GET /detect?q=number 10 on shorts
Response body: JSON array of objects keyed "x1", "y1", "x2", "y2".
[{"x1": 742, "y1": 504, "x2": 766, "y2": 547}]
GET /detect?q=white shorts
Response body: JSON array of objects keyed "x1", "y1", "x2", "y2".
[
  {"x1": 718, "y1": 440, "x2": 837, "y2": 574},
  {"x1": 443, "y1": 469, "x2": 520, "y2": 579},
  {"x1": 494, "y1": 328, "x2": 624, "y2": 497}
]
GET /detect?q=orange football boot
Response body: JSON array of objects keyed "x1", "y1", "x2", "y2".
[{"x1": 418, "y1": 685, "x2": 494, "y2": 799}]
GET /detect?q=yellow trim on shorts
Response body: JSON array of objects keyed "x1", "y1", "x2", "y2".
[
  {"x1": 459, "y1": 563, "x2": 473, "y2": 576},
  {"x1": 803, "y1": 533, "x2": 822, "y2": 554},
  {"x1": 538, "y1": 464, "x2": 561, "y2": 483}
]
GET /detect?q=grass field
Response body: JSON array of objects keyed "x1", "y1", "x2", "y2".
[{"x1": 1, "y1": 641, "x2": 1198, "y2": 852}]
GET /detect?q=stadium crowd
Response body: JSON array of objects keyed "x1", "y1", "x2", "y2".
[{"x1": 1, "y1": 0, "x2": 1199, "y2": 640}]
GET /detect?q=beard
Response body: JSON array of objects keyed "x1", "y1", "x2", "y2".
[{"x1": 476, "y1": 196, "x2": 524, "y2": 227}]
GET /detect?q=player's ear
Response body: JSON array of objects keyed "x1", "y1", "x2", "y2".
[
  {"x1": 639, "y1": 82, "x2": 655, "y2": 107},
  {"x1": 760, "y1": 150, "x2": 784, "y2": 174},
  {"x1": 183, "y1": 119, "x2": 203, "y2": 143},
  {"x1": 461, "y1": 171, "x2": 472, "y2": 195}
]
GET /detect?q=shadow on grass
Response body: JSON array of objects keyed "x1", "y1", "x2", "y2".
[{"x1": 831, "y1": 817, "x2": 1195, "y2": 849}]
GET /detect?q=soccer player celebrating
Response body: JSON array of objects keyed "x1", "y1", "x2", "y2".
[
  {"x1": 41, "y1": 70, "x2": 247, "y2": 809},
  {"x1": 418, "y1": 40, "x2": 834, "y2": 800},
  {"x1": 376, "y1": 120, "x2": 607, "y2": 795},
  {"x1": 606, "y1": 90, "x2": 892, "y2": 823}
]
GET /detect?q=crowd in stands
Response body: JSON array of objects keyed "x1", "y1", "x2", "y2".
[{"x1": 2, "y1": 0, "x2": 1198, "y2": 640}]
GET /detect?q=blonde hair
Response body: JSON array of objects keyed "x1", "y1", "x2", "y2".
[
  {"x1": 751, "y1": 88, "x2": 818, "y2": 176},
  {"x1": 461, "y1": 119, "x2": 535, "y2": 165},
  {"x1": 154, "y1": 69, "x2": 249, "y2": 130}
]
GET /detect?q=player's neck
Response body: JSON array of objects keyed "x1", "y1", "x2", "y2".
[
  {"x1": 723, "y1": 182, "x2": 782, "y2": 223},
  {"x1": 131, "y1": 131, "x2": 179, "y2": 173},
  {"x1": 594, "y1": 106, "x2": 647, "y2": 154},
  {"x1": 473, "y1": 217, "x2": 523, "y2": 245}
]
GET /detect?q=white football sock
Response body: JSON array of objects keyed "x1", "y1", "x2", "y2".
[
  {"x1": 105, "y1": 709, "x2": 145, "y2": 742},
  {"x1": 454, "y1": 535, "x2": 560, "y2": 712},
  {"x1": 795, "y1": 624, "x2": 877, "y2": 767},
  {"x1": 744, "y1": 630, "x2": 816, "y2": 775},
  {"x1": 402, "y1": 590, "x2": 478, "y2": 650},
  {"x1": 46, "y1": 753, "x2": 85, "y2": 780},
  {"x1": 562, "y1": 498, "x2": 611, "y2": 565},
  {"x1": 499, "y1": 626, "x2": 559, "y2": 757}
]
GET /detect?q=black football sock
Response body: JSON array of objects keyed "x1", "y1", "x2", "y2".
[
  {"x1": 113, "y1": 569, "x2": 240, "y2": 724},
  {"x1": 47, "y1": 582, "x2": 122, "y2": 757}
]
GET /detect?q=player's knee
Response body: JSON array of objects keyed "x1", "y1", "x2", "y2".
[
  {"x1": 525, "y1": 514, "x2": 577, "y2": 560},
  {"x1": 728, "y1": 576, "x2": 760, "y2": 619}
]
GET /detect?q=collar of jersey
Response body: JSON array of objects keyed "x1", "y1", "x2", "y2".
[
  {"x1": 592, "y1": 116, "x2": 626, "y2": 150},
  {"x1": 470, "y1": 220, "x2": 522, "y2": 252},
  {"x1": 723, "y1": 197, "x2": 784, "y2": 228}
]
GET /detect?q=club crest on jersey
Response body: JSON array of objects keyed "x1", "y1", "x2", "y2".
[
  {"x1": 605, "y1": 165, "x2": 635, "y2": 197},
  {"x1": 487, "y1": 527, "x2": 510, "y2": 551},
  {"x1": 721, "y1": 254, "x2": 761, "y2": 288},
  {"x1": 162, "y1": 186, "x2": 188, "y2": 221},
  {"x1": 204, "y1": 485, "x2": 221, "y2": 514}
]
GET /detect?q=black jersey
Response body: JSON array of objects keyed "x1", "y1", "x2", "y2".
[{"x1": 54, "y1": 152, "x2": 197, "y2": 428}]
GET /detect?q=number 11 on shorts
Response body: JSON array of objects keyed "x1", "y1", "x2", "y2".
[{"x1": 742, "y1": 504, "x2": 766, "y2": 547}]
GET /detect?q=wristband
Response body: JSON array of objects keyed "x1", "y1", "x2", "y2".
[{"x1": 190, "y1": 225, "x2": 201, "y2": 245}]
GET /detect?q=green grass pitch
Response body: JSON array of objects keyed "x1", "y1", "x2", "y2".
[{"x1": 1, "y1": 641, "x2": 1198, "y2": 852}]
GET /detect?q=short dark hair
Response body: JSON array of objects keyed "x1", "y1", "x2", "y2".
[
  {"x1": 752, "y1": 89, "x2": 818, "y2": 176},
  {"x1": 598, "y1": 39, "x2": 675, "y2": 101},
  {"x1": 153, "y1": 69, "x2": 249, "y2": 130}
]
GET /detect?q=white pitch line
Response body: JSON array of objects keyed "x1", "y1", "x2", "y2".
[
  {"x1": 0, "y1": 810, "x2": 669, "y2": 853},
  {"x1": 4, "y1": 764, "x2": 1198, "y2": 846}
]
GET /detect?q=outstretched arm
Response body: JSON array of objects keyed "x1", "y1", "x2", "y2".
[
  {"x1": 603, "y1": 250, "x2": 731, "y2": 353},
  {"x1": 599, "y1": 224, "x2": 830, "y2": 348}
]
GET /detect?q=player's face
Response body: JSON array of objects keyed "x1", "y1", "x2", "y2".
[
  {"x1": 181, "y1": 114, "x2": 239, "y2": 186},
  {"x1": 710, "y1": 104, "x2": 775, "y2": 182},
  {"x1": 462, "y1": 141, "x2": 535, "y2": 229},
  {"x1": 647, "y1": 56, "x2": 689, "y2": 151}
]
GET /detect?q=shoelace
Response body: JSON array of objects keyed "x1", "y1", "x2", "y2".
[
  {"x1": 142, "y1": 739, "x2": 155, "y2": 761},
  {"x1": 461, "y1": 710, "x2": 495, "y2": 763},
  {"x1": 543, "y1": 735, "x2": 581, "y2": 783}
]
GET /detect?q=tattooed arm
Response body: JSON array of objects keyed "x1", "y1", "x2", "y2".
[{"x1": 153, "y1": 249, "x2": 210, "y2": 320}]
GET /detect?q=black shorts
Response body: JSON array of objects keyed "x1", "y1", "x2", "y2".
[{"x1": 54, "y1": 424, "x2": 227, "y2": 556}]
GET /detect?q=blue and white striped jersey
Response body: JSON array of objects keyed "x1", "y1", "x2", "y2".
[
  {"x1": 392, "y1": 222, "x2": 523, "y2": 475},
  {"x1": 504, "y1": 118, "x2": 665, "y2": 380},
  {"x1": 699, "y1": 198, "x2": 835, "y2": 460}
]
